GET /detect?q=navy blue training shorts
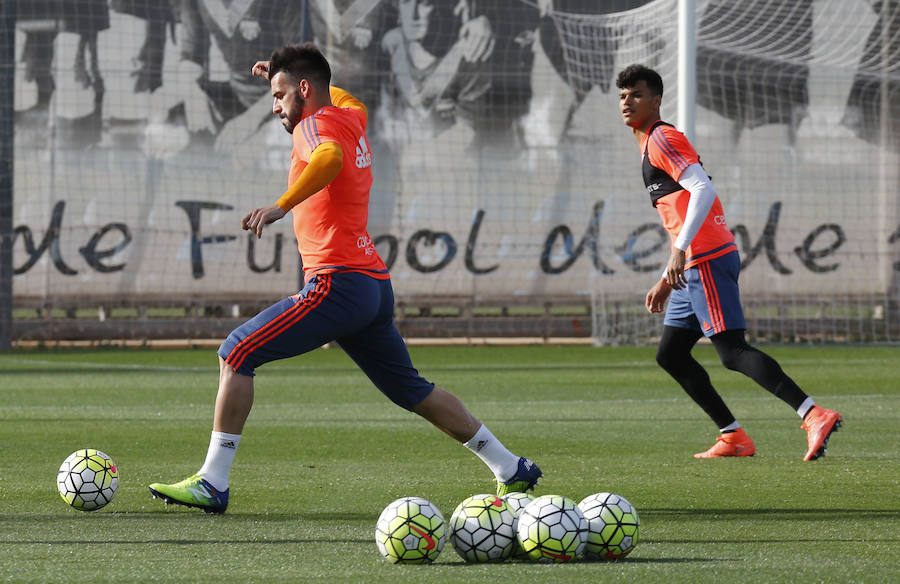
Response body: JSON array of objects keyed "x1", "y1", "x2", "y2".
[
  {"x1": 664, "y1": 250, "x2": 747, "y2": 337},
  {"x1": 218, "y1": 272, "x2": 434, "y2": 410}
]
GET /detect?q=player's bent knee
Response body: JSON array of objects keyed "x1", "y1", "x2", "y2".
[
  {"x1": 655, "y1": 345, "x2": 680, "y2": 373},
  {"x1": 715, "y1": 342, "x2": 754, "y2": 372},
  {"x1": 718, "y1": 351, "x2": 741, "y2": 371},
  {"x1": 381, "y1": 382, "x2": 434, "y2": 412},
  {"x1": 217, "y1": 350, "x2": 257, "y2": 378},
  {"x1": 404, "y1": 383, "x2": 436, "y2": 412},
  {"x1": 220, "y1": 359, "x2": 243, "y2": 377}
]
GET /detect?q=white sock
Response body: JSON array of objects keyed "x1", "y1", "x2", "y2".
[
  {"x1": 463, "y1": 424, "x2": 520, "y2": 481},
  {"x1": 197, "y1": 431, "x2": 241, "y2": 491},
  {"x1": 719, "y1": 421, "x2": 741, "y2": 433},
  {"x1": 797, "y1": 398, "x2": 815, "y2": 419}
]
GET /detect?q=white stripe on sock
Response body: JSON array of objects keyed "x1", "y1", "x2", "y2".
[
  {"x1": 797, "y1": 398, "x2": 815, "y2": 419},
  {"x1": 719, "y1": 421, "x2": 741, "y2": 433}
]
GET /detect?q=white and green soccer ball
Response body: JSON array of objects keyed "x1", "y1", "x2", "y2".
[
  {"x1": 578, "y1": 492, "x2": 640, "y2": 560},
  {"x1": 501, "y1": 492, "x2": 535, "y2": 559},
  {"x1": 375, "y1": 497, "x2": 446, "y2": 564},
  {"x1": 57, "y1": 449, "x2": 118, "y2": 511},
  {"x1": 517, "y1": 494, "x2": 588, "y2": 563},
  {"x1": 449, "y1": 494, "x2": 517, "y2": 562}
]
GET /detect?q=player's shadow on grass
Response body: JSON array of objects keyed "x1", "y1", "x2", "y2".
[
  {"x1": 648, "y1": 538, "x2": 900, "y2": 544},
  {"x1": 10, "y1": 538, "x2": 373, "y2": 545},
  {"x1": 585, "y1": 557, "x2": 723, "y2": 564},
  {"x1": 0, "y1": 367, "x2": 215, "y2": 375},
  {"x1": 441, "y1": 557, "x2": 724, "y2": 566},
  {"x1": 5, "y1": 511, "x2": 375, "y2": 523},
  {"x1": 643, "y1": 507, "x2": 899, "y2": 521}
]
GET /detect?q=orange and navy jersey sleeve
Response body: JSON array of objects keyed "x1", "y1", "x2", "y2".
[{"x1": 645, "y1": 125, "x2": 699, "y2": 181}]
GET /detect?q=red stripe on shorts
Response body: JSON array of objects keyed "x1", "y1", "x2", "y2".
[
  {"x1": 699, "y1": 262, "x2": 725, "y2": 334},
  {"x1": 225, "y1": 275, "x2": 332, "y2": 371}
]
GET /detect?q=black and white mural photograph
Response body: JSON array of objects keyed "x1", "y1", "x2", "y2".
[{"x1": 6, "y1": 0, "x2": 899, "y2": 340}]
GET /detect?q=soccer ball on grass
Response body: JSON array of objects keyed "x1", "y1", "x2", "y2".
[
  {"x1": 375, "y1": 496, "x2": 446, "y2": 563},
  {"x1": 578, "y1": 492, "x2": 640, "y2": 560},
  {"x1": 57, "y1": 449, "x2": 118, "y2": 511},
  {"x1": 516, "y1": 494, "x2": 588, "y2": 563},
  {"x1": 449, "y1": 494, "x2": 517, "y2": 562},
  {"x1": 501, "y1": 492, "x2": 535, "y2": 559}
]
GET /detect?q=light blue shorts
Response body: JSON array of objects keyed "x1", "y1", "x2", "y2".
[{"x1": 664, "y1": 251, "x2": 747, "y2": 337}]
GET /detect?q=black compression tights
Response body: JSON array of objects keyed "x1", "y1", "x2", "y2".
[{"x1": 656, "y1": 326, "x2": 809, "y2": 429}]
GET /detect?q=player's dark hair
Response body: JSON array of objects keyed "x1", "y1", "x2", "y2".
[
  {"x1": 268, "y1": 42, "x2": 331, "y2": 89},
  {"x1": 616, "y1": 64, "x2": 664, "y2": 97}
]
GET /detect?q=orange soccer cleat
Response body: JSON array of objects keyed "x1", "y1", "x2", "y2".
[
  {"x1": 693, "y1": 427, "x2": 756, "y2": 458},
  {"x1": 801, "y1": 406, "x2": 842, "y2": 461}
]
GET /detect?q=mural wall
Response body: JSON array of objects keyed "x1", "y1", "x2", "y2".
[{"x1": 10, "y1": 0, "x2": 900, "y2": 306}]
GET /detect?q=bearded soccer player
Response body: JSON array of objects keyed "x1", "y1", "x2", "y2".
[
  {"x1": 148, "y1": 43, "x2": 541, "y2": 513},
  {"x1": 616, "y1": 64, "x2": 842, "y2": 461}
]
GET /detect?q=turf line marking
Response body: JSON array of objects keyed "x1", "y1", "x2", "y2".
[
  {"x1": 0, "y1": 358, "x2": 215, "y2": 372},
  {"x1": 2, "y1": 356, "x2": 894, "y2": 374},
  {"x1": 465, "y1": 393, "x2": 893, "y2": 407}
]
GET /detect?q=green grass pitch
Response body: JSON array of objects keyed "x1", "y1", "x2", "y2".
[{"x1": 1, "y1": 344, "x2": 898, "y2": 583}]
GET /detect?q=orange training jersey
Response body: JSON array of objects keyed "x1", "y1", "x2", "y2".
[
  {"x1": 288, "y1": 105, "x2": 388, "y2": 281},
  {"x1": 641, "y1": 121, "x2": 737, "y2": 268}
]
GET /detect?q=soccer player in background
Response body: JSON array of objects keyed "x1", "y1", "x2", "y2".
[
  {"x1": 616, "y1": 64, "x2": 842, "y2": 461},
  {"x1": 148, "y1": 43, "x2": 541, "y2": 513}
]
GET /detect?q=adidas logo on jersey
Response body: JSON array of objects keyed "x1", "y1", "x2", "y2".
[{"x1": 355, "y1": 136, "x2": 372, "y2": 168}]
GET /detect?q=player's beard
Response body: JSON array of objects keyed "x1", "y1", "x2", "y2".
[{"x1": 282, "y1": 93, "x2": 305, "y2": 134}]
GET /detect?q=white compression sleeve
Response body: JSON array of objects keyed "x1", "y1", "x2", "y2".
[{"x1": 673, "y1": 163, "x2": 718, "y2": 251}]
